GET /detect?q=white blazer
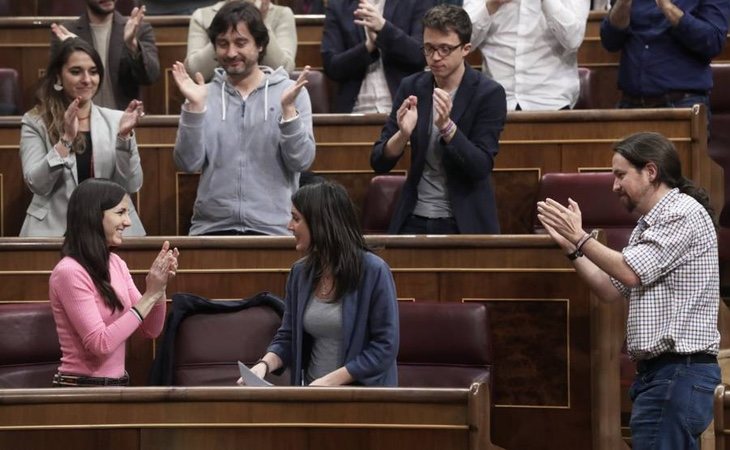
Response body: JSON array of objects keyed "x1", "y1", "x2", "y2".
[{"x1": 19, "y1": 104, "x2": 145, "y2": 237}]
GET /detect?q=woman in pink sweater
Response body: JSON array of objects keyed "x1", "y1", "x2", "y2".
[{"x1": 49, "y1": 178, "x2": 179, "y2": 387}]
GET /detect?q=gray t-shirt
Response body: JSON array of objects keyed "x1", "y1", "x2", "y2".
[
  {"x1": 412, "y1": 88, "x2": 458, "y2": 218},
  {"x1": 302, "y1": 295, "x2": 343, "y2": 384}
]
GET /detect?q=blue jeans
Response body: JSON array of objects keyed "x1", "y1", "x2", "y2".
[
  {"x1": 629, "y1": 359, "x2": 720, "y2": 450},
  {"x1": 617, "y1": 93, "x2": 710, "y2": 110}
]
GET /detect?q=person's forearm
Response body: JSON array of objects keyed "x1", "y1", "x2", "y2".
[
  {"x1": 608, "y1": 0, "x2": 632, "y2": 29},
  {"x1": 256, "y1": 352, "x2": 284, "y2": 373},
  {"x1": 571, "y1": 254, "x2": 625, "y2": 303},
  {"x1": 133, "y1": 290, "x2": 165, "y2": 318},
  {"x1": 316, "y1": 366, "x2": 354, "y2": 386},
  {"x1": 657, "y1": 0, "x2": 684, "y2": 26},
  {"x1": 383, "y1": 130, "x2": 409, "y2": 160}
]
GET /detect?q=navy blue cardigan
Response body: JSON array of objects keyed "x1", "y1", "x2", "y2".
[{"x1": 267, "y1": 251, "x2": 399, "y2": 386}]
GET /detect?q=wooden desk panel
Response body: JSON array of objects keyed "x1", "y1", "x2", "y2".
[
  {"x1": 0, "y1": 385, "x2": 494, "y2": 450},
  {"x1": 0, "y1": 235, "x2": 625, "y2": 450},
  {"x1": 0, "y1": 107, "x2": 716, "y2": 237}
]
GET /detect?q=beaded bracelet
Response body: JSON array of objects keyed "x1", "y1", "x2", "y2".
[{"x1": 439, "y1": 120, "x2": 455, "y2": 137}]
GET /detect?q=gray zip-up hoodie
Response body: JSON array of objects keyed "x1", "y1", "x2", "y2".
[{"x1": 174, "y1": 66, "x2": 316, "y2": 235}]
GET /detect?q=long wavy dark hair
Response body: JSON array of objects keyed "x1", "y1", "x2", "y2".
[
  {"x1": 62, "y1": 178, "x2": 127, "y2": 312},
  {"x1": 291, "y1": 181, "x2": 368, "y2": 300},
  {"x1": 32, "y1": 38, "x2": 104, "y2": 155},
  {"x1": 613, "y1": 131, "x2": 715, "y2": 223}
]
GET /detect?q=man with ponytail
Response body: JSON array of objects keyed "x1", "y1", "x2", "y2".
[{"x1": 536, "y1": 131, "x2": 720, "y2": 449}]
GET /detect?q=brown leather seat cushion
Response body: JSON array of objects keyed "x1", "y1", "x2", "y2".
[
  {"x1": 0, "y1": 303, "x2": 61, "y2": 388},
  {"x1": 397, "y1": 302, "x2": 492, "y2": 388},
  {"x1": 173, "y1": 304, "x2": 288, "y2": 386}
]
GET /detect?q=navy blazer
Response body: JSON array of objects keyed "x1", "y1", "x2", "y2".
[
  {"x1": 267, "y1": 251, "x2": 399, "y2": 386},
  {"x1": 371, "y1": 64, "x2": 507, "y2": 234},
  {"x1": 51, "y1": 11, "x2": 161, "y2": 110},
  {"x1": 321, "y1": 0, "x2": 434, "y2": 113}
]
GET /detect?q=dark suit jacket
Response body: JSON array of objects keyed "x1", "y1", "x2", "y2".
[
  {"x1": 51, "y1": 11, "x2": 161, "y2": 110},
  {"x1": 321, "y1": 0, "x2": 434, "y2": 113},
  {"x1": 371, "y1": 64, "x2": 507, "y2": 234}
]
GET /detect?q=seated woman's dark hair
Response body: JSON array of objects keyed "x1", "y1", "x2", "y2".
[
  {"x1": 291, "y1": 180, "x2": 368, "y2": 299},
  {"x1": 62, "y1": 178, "x2": 128, "y2": 311}
]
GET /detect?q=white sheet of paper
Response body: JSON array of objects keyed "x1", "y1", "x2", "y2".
[{"x1": 237, "y1": 361, "x2": 272, "y2": 386}]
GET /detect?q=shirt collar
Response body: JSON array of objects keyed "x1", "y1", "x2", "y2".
[{"x1": 639, "y1": 188, "x2": 679, "y2": 227}]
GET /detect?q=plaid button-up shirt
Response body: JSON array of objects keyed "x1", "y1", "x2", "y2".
[{"x1": 611, "y1": 188, "x2": 720, "y2": 360}]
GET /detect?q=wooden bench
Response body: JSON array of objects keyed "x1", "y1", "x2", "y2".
[{"x1": 0, "y1": 107, "x2": 718, "y2": 237}]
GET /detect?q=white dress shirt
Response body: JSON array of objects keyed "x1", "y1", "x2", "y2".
[
  {"x1": 464, "y1": 0, "x2": 590, "y2": 110},
  {"x1": 352, "y1": 0, "x2": 393, "y2": 113}
]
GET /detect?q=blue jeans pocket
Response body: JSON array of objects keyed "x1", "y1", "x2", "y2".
[{"x1": 686, "y1": 379, "x2": 717, "y2": 435}]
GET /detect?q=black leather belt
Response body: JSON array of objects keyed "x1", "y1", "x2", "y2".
[
  {"x1": 53, "y1": 372, "x2": 130, "y2": 387},
  {"x1": 636, "y1": 352, "x2": 717, "y2": 374},
  {"x1": 621, "y1": 90, "x2": 707, "y2": 108}
]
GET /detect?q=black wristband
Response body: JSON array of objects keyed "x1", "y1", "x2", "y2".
[
  {"x1": 130, "y1": 306, "x2": 144, "y2": 322},
  {"x1": 566, "y1": 249, "x2": 583, "y2": 261},
  {"x1": 255, "y1": 359, "x2": 270, "y2": 376}
]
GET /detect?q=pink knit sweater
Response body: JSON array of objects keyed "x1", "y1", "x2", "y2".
[{"x1": 49, "y1": 253, "x2": 166, "y2": 378}]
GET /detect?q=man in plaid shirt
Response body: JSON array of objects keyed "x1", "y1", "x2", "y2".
[{"x1": 537, "y1": 131, "x2": 720, "y2": 450}]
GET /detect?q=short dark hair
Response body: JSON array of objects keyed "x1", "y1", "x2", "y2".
[
  {"x1": 422, "y1": 4, "x2": 472, "y2": 46},
  {"x1": 613, "y1": 131, "x2": 715, "y2": 221},
  {"x1": 62, "y1": 178, "x2": 129, "y2": 311},
  {"x1": 291, "y1": 180, "x2": 368, "y2": 300},
  {"x1": 207, "y1": 1, "x2": 269, "y2": 60}
]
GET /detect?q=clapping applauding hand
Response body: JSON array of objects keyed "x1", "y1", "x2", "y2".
[{"x1": 171, "y1": 61, "x2": 207, "y2": 112}]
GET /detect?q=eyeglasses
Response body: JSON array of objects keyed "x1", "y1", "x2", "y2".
[{"x1": 422, "y1": 43, "x2": 464, "y2": 57}]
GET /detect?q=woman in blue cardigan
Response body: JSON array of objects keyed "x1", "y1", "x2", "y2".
[{"x1": 248, "y1": 181, "x2": 399, "y2": 386}]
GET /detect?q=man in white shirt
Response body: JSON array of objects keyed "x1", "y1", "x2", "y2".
[{"x1": 463, "y1": 0, "x2": 590, "y2": 110}]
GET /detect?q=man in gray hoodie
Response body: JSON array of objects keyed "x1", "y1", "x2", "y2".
[{"x1": 172, "y1": 1, "x2": 315, "y2": 235}]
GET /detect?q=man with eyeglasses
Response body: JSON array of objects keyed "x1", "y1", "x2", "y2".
[
  {"x1": 463, "y1": 0, "x2": 590, "y2": 110},
  {"x1": 321, "y1": 0, "x2": 436, "y2": 113},
  {"x1": 371, "y1": 4, "x2": 506, "y2": 234}
]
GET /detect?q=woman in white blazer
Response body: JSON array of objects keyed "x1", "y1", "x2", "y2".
[{"x1": 19, "y1": 38, "x2": 146, "y2": 237}]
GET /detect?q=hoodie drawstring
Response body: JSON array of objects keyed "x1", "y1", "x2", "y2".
[
  {"x1": 221, "y1": 81, "x2": 227, "y2": 121},
  {"x1": 264, "y1": 77, "x2": 269, "y2": 122},
  {"x1": 218, "y1": 67, "x2": 275, "y2": 122}
]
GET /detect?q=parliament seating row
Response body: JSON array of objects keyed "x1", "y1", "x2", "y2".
[
  {"x1": 0, "y1": 107, "x2": 717, "y2": 237},
  {"x1": 3, "y1": 12, "x2": 730, "y2": 115},
  {"x1": 0, "y1": 298, "x2": 494, "y2": 392},
  {"x1": 0, "y1": 234, "x2": 623, "y2": 450}
]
